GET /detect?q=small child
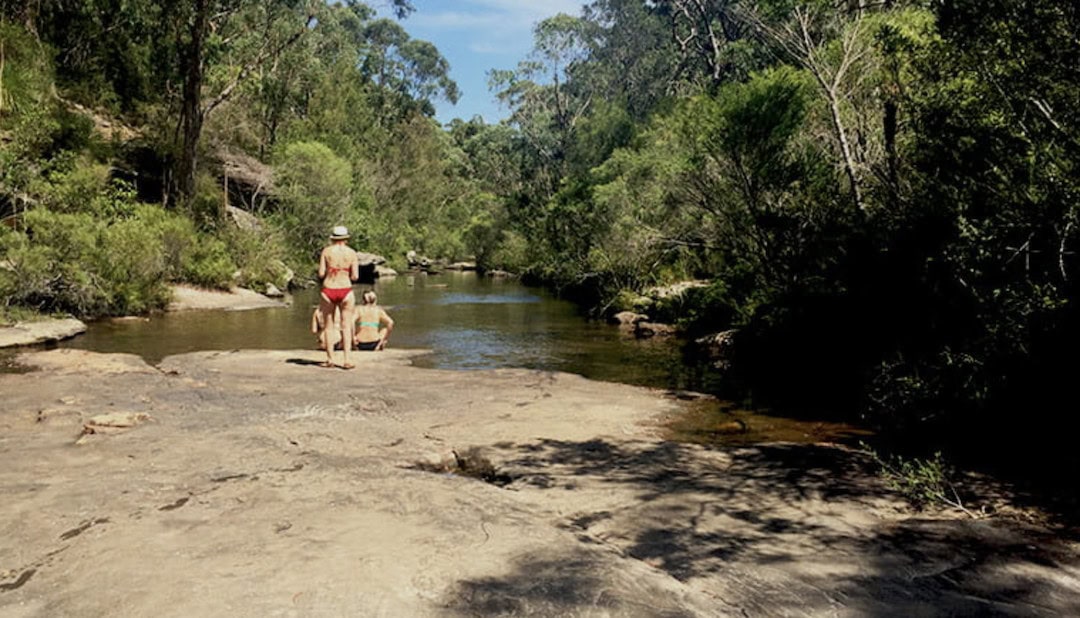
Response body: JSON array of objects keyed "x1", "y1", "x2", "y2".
[{"x1": 311, "y1": 306, "x2": 344, "y2": 350}]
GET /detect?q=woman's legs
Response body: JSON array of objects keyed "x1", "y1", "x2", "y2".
[
  {"x1": 318, "y1": 293, "x2": 337, "y2": 365},
  {"x1": 339, "y1": 292, "x2": 357, "y2": 368}
]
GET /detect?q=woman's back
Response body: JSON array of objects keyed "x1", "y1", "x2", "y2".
[{"x1": 321, "y1": 244, "x2": 358, "y2": 290}]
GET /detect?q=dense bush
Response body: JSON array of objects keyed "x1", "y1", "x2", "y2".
[
  {"x1": 1, "y1": 208, "x2": 161, "y2": 316},
  {"x1": 222, "y1": 226, "x2": 292, "y2": 293},
  {"x1": 273, "y1": 141, "x2": 354, "y2": 260}
]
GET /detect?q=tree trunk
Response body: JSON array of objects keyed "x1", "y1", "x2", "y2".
[
  {"x1": 175, "y1": 0, "x2": 210, "y2": 207},
  {"x1": 884, "y1": 98, "x2": 899, "y2": 189},
  {"x1": 825, "y1": 88, "x2": 864, "y2": 212}
]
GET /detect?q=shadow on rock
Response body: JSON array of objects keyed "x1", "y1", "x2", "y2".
[
  {"x1": 444, "y1": 549, "x2": 703, "y2": 617},
  {"x1": 486, "y1": 439, "x2": 1080, "y2": 615}
]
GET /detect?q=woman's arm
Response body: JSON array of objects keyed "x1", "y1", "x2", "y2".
[
  {"x1": 377, "y1": 309, "x2": 394, "y2": 350},
  {"x1": 350, "y1": 250, "x2": 360, "y2": 281},
  {"x1": 317, "y1": 248, "x2": 327, "y2": 279}
]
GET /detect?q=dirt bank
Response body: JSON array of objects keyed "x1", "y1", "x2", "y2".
[{"x1": 1, "y1": 349, "x2": 1077, "y2": 616}]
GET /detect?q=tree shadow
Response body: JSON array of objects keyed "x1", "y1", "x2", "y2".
[
  {"x1": 443, "y1": 549, "x2": 702, "y2": 617},
  {"x1": 468, "y1": 439, "x2": 1080, "y2": 615}
]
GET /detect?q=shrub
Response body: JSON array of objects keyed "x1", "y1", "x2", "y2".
[
  {"x1": 272, "y1": 141, "x2": 353, "y2": 258},
  {"x1": 182, "y1": 235, "x2": 235, "y2": 289},
  {"x1": 486, "y1": 230, "x2": 530, "y2": 273},
  {"x1": 861, "y1": 443, "x2": 981, "y2": 517},
  {"x1": 97, "y1": 215, "x2": 170, "y2": 314},
  {"x1": 1, "y1": 206, "x2": 209, "y2": 316},
  {"x1": 132, "y1": 204, "x2": 235, "y2": 289},
  {"x1": 223, "y1": 226, "x2": 291, "y2": 292}
]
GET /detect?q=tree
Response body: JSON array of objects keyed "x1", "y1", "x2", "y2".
[
  {"x1": 359, "y1": 18, "x2": 459, "y2": 123},
  {"x1": 171, "y1": 0, "x2": 316, "y2": 207}
]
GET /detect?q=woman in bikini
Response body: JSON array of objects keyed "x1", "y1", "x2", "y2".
[
  {"x1": 353, "y1": 290, "x2": 394, "y2": 351},
  {"x1": 318, "y1": 226, "x2": 360, "y2": 368}
]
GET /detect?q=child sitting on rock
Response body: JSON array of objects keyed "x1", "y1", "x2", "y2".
[{"x1": 311, "y1": 306, "x2": 344, "y2": 350}]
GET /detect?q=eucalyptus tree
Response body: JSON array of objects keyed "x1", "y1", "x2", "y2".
[
  {"x1": 358, "y1": 18, "x2": 459, "y2": 124},
  {"x1": 579, "y1": 0, "x2": 679, "y2": 120}
]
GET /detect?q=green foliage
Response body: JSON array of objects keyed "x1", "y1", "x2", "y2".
[
  {"x1": 860, "y1": 444, "x2": 978, "y2": 516},
  {"x1": 133, "y1": 204, "x2": 235, "y2": 288},
  {"x1": 652, "y1": 282, "x2": 742, "y2": 333},
  {"x1": 273, "y1": 141, "x2": 353, "y2": 259},
  {"x1": 222, "y1": 226, "x2": 291, "y2": 293},
  {"x1": 0, "y1": 22, "x2": 54, "y2": 117},
  {"x1": 0, "y1": 208, "x2": 165, "y2": 316},
  {"x1": 485, "y1": 230, "x2": 530, "y2": 274}
]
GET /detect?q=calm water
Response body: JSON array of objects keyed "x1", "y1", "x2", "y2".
[
  {"x1": 61, "y1": 272, "x2": 719, "y2": 392},
  {"x1": 15, "y1": 272, "x2": 870, "y2": 444}
]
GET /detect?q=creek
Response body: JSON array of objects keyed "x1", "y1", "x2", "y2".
[
  {"x1": 63, "y1": 272, "x2": 714, "y2": 389},
  {"x1": 57, "y1": 271, "x2": 866, "y2": 444}
]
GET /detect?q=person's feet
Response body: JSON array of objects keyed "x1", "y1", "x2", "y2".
[
  {"x1": 319, "y1": 360, "x2": 334, "y2": 368},
  {"x1": 342, "y1": 363, "x2": 355, "y2": 370}
]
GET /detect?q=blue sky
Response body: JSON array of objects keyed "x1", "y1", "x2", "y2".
[{"x1": 378, "y1": 0, "x2": 584, "y2": 125}]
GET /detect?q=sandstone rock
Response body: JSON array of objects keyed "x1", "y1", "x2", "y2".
[
  {"x1": 0, "y1": 318, "x2": 87, "y2": 348},
  {"x1": 375, "y1": 265, "x2": 398, "y2": 278},
  {"x1": 357, "y1": 252, "x2": 387, "y2": 267},
  {"x1": 76, "y1": 411, "x2": 151, "y2": 444},
  {"x1": 225, "y1": 205, "x2": 263, "y2": 232},
  {"x1": 264, "y1": 284, "x2": 284, "y2": 298},
  {"x1": 16, "y1": 349, "x2": 156, "y2": 375},
  {"x1": 635, "y1": 322, "x2": 677, "y2": 338},
  {"x1": 416, "y1": 449, "x2": 458, "y2": 473},
  {"x1": 168, "y1": 285, "x2": 286, "y2": 312},
  {"x1": 609, "y1": 311, "x2": 648, "y2": 326},
  {"x1": 447, "y1": 262, "x2": 477, "y2": 271},
  {"x1": 486, "y1": 270, "x2": 513, "y2": 278},
  {"x1": 645, "y1": 280, "x2": 710, "y2": 300},
  {"x1": 36, "y1": 408, "x2": 83, "y2": 426}
]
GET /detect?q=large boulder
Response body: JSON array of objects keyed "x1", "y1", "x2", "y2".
[
  {"x1": 356, "y1": 252, "x2": 386, "y2": 267},
  {"x1": 609, "y1": 311, "x2": 648, "y2": 327}
]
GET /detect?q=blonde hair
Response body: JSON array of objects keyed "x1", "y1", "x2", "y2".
[{"x1": 362, "y1": 290, "x2": 378, "y2": 305}]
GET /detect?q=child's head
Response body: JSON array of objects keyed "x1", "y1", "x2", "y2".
[{"x1": 362, "y1": 290, "x2": 377, "y2": 305}]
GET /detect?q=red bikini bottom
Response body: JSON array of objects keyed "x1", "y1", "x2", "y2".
[{"x1": 322, "y1": 287, "x2": 352, "y2": 304}]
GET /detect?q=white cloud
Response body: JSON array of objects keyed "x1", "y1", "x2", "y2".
[
  {"x1": 461, "y1": 0, "x2": 582, "y2": 21},
  {"x1": 410, "y1": 0, "x2": 582, "y2": 32},
  {"x1": 406, "y1": 0, "x2": 585, "y2": 57},
  {"x1": 409, "y1": 11, "x2": 502, "y2": 29}
]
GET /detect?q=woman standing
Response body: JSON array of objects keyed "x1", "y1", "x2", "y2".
[{"x1": 318, "y1": 226, "x2": 359, "y2": 368}]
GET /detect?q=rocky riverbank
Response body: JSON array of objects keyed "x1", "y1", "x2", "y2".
[
  {"x1": 167, "y1": 285, "x2": 288, "y2": 312},
  {"x1": 0, "y1": 318, "x2": 87, "y2": 349},
  {"x1": 1, "y1": 349, "x2": 1077, "y2": 616}
]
